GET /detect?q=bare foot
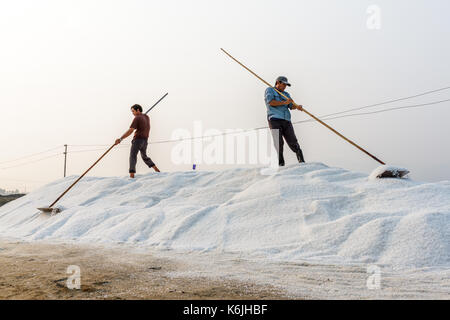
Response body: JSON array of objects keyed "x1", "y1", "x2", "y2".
[{"x1": 152, "y1": 165, "x2": 160, "y2": 173}]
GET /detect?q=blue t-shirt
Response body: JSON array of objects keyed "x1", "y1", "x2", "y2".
[{"x1": 264, "y1": 87, "x2": 293, "y2": 121}]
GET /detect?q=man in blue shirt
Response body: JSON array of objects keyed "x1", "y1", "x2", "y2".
[{"x1": 265, "y1": 76, "x2": 305, "y2": 166}]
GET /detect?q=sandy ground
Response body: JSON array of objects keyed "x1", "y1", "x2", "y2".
[
  {"x1": 1, "y1": 239, "x2": 448, "y2": 300},
  {"x1": 0, "y1": 240, "x2": 286, "y2": 300}
]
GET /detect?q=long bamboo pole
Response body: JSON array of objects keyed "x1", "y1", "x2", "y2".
[{"x1": 220, "y1": 48, "x2": 385, "y2": 165}]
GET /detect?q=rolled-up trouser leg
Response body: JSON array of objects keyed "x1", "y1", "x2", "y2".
[
  {"x1": 129, "y1": 140, "x2": 141, "y2": 173},
  {"x1": 139, "y1": 140, "x2": 155, "y2": 168}
]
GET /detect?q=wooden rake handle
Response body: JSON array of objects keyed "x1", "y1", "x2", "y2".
[{"x1": 220, "y1": 48, "x2": 385, "y2": 165}]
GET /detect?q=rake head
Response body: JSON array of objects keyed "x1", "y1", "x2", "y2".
[{"x1": 37, "y1": 207, "x2": 62, "y2": 215}]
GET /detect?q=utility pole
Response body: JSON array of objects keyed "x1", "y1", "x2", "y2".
[{"x1": 64, "y1": 144, "x2": 68, "y2": 178}]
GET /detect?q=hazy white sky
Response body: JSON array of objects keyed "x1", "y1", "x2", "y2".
[{"x1": 1, "y1": 0, "x2": 450, "y2": 192}]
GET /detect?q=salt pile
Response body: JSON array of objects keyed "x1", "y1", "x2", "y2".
[{"x1": 0, "y1": 162, "x2": 448, "y2": 270}]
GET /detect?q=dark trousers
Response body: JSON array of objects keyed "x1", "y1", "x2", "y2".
[
  {"x1": 129, "y1": 139, "x2": 155, "y2": 173},
  {"x1": 268, "y1": 118, "x2": 305, "y2": 166}
]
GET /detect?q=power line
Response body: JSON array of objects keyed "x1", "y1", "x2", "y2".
[
  {"x1": 317, "y1": 85, "x2": 450, "y2": 118},
  {"x1": 68, "y1": 144, "x2": 115, "y2": 147},
  {"x1": 67, "y1": 145, "x2": 130, "y2": 154},
  {"x1": 67, "y1": 144, "x2": 132, "y2": 148},
  {"x1": 324, "y1": 98, "x2": 450, "y2": 120},
  {"x1": 68, "y1": 148, "x2": 109, "y2": 154},
  {"x1": 0, "y1": 177, "x2": 50, "y2": 183},
  {"x1": 0, "y1": 153, "x2": 63, "y2": 170},
  {"x1": 293, "y1": 98, "x2": 450, "y2": 125},
  {"x1": 0, "y1": 146, "x2": 62, "y2": 165}
]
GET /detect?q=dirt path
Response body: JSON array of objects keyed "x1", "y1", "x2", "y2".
[{"x1": 0, "y1": 240, "x2": 286, "y2": 300}]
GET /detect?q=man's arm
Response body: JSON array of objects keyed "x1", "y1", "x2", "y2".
[
  {"x1": 266, "y1": 88, "x2": 303, "y2": 110},
  {"x1": 269, "y1": 99, "x2": 293, "y2": 107},
  {"x1": 270, "y1": 98, "x2": 303, "y2": 110},
  {"x1": 115, "y1": 128, "x2": 135, "y2": 145}
]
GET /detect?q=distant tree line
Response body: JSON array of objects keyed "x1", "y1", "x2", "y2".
[
  {"x1": 0, "y1": 188, "x2": 24, "y2": 207},
  {"x1": 0, "y1": 188, "x2": 21, "y2": 195}
]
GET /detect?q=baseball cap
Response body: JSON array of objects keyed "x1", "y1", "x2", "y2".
[{"x1": 276, "y1": 76, "x2": 291, "y2": 86}]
